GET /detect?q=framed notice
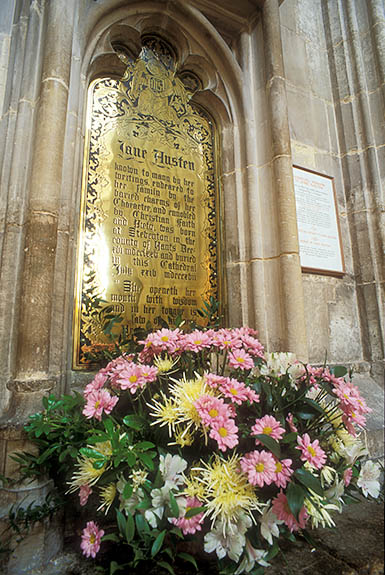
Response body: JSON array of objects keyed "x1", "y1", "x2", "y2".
[{"x1": 293, "y1": 166, "x2": 344, "y2": 275}]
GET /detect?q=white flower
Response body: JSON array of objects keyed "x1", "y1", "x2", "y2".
[
  {"x1": 305, "y1": 495, "x2": 339, "y2": 528},
  {"x1": 259, "y1": 506, "x2": 283, "y2": 545},
  {"x1": 226, "y1": 512, "x2": 252, "y2": 537},
  {"x1": 234, "y1": 539, "x2": 270, "y2": 574},
  {"x1": 151, "y1": 485, "x2": 170, "y2": 516},
  {"x1": 144, "y1": 506, "x2": 163, "y2": 528},
  {"x1": 159, "y1": 453, "x2": 187, "y2": 489},
  {"x1": 325, "y1": 478, "x2": 345, "y2": 506},
  {"x1": 204, "y1": 521, "x2": 246, "y2": 562},
  {"x1": 287, "y1": 362, "x2": 306, "y2": 386},
  {"x1": 320, "y1": 465, "x2": 338, "y2": 487},
  {"x1": 342, "y1": 441, "x2": 368, "y2": 466},
  {"x1": 357, "y1": 460, "x2": 381, "y2": 498},
  {"x1": 260, "y1": 352, "x2": 297, "y2": 377},
  {"x1": 167, "y1": 496, "x2": 187, "y2": 524}
]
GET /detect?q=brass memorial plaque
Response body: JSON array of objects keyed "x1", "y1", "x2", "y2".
[{"x1": 73, "y1": 44, "x2": 220, "y2": 368}]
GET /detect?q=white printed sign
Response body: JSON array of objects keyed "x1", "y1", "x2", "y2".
[{"x1": 293, "y1": 166, "x2": 344, "y2": 274}]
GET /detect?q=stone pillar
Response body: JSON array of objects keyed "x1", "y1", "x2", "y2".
[
  {"x1": 0, "y1": 1, "x2": 76, "y2": 572},
  {"x1": 323, "y1": 0, "x2": 384, "y2": 382},
  {"x1": 262, "y1": 0, "x2": 308, "y2": 360},
  {"x1": 11, "y1": 0, "x2": 75, "y2": 413}
]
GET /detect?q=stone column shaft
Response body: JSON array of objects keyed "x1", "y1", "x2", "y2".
[
  {"x1": 15, "y1": 0, "x2": 75, "y2": 388},
  {"x1": 262, "y1": 0, "x2": 308, "y2": 360}
]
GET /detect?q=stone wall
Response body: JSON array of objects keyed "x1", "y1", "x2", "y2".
[{"x1": 281, "y1": 0, "x2": 384, "y2": 383}]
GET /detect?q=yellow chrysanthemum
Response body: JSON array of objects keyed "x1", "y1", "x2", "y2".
[
  {"x1": 193, "y1": 453, "x2": 263, "y2": 534},
  {"x1": 169, "y1": 374, "x2": 215, "y2": 429},
  {"x1": 171, "y1": 426, "x2": 194, "y2": 447},
  {"x1": 98, "y1": 483, "x2": 117, "y2": 513},
  {"x1": 153, "y1": 354, "x2": 180, "y2": 374},
  {"x1": 336, "y1": 428, "x2": 356, "y2": 448},
  {"x1": 148, "y1": 392, "x2": 179, "y2": 436},
  {"x1": 67, "y1": 456, "x2": 107, "y2": 492},
  {"x1": 183, "y1": 473, "x2": 206, "y2": 501}
]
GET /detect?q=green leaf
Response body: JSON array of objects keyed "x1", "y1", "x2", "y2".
[
  {"x1": 332, "y1": 365, "x2": 347, "y2": 378},
  {"x1": 157, "y1": 561, "x2": 176, "y2": 575},
  {"x1": 254, "y1": 434, "x2": 281, "y2": 458},
  {"x1": 102, "y1": 534, "x2": 120, "y2": 543},
  {"x1": 125, "y1": 452, "x2": 136, "y2": 467},
  {"x1": 286, "y1": 482, "x2": 306, "y2": 520},
  {"x1": 169, "y1": 527, "x2": 183, "y2": 539},
  {"x1": 135, "y1": 441, "x2": 155, "y2": 451},
  {"x1": 304, "y1": 398, "x2": 326, "y2": 415},
  {"x1": 281, "y1": 432, "x2": 298, "y2": 443},
  {"x1": 104, "y1": 417, "x2": 115, "y2": 437},
  {"x1": 136, "y1": 496, "x2": 151, "y2": 511},
  {"x1": 177, "y1": 552, "x2": 198, "y2": 570},
  {"x1": 151, "y1": 530, "x2": 166, "y2": 557},
  {"x1": 125, "y1": 512, "x2": 135, "y2": 543},
  {"x1": 123, "y1": 415, "x2": 146, "y2": 431},
  {"x1": 138, "y1": 452, "x2": 155, "y2": 471},
  {"x1": 80, "y1": 447, "x2": 105, "y2": 460},
  {"x1": 168, "y1": 491, "x2": 179, "y2": 518},
  {"x1": 93, "y1": 459, "x2": 106, "y2": 470},
  {"x1": 184, "y1": 506, "x2": 205, "y2": 519},
  {"x1": 135, "y1": 514, "x2": 150, "y2": 538},
  {"x1": 123, "y1": 482, "x2": 133, "y2": 500},
  {"x1": 294, "y1": 468, "x2": 324, "y2": 497},
  {"x1": 116, "y1": 509, "x2": 127, "y2": 537},
  {"x1": 301, "y1": 529, "x2": 317, "y2": 547},
  {"x1": 265, "y1": 541, "x2": 280, "y2": 561},
  {"x1": 297, "y1": 411, "x2": 316, "y2": 421}
]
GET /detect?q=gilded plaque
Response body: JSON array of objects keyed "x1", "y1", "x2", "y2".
[{"x1": 73, "y1": 44, "x2": 220, "y2": 368}]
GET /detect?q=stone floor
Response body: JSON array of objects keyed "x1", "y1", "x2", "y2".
[
  {"x1": 265, "y1": 499, "x2": 384, "y2": 575},
  {"x1": 32, "y1": 498, "x2": 384, "y2": 575}
]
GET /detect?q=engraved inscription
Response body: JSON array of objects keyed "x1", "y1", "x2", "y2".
[{"x1": 73, "y1": 45, "x2": 219, "y2": 367}]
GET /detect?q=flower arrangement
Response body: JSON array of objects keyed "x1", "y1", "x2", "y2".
[{"x1": 22, "y1": 326, "x2": 381, "y2": 574}]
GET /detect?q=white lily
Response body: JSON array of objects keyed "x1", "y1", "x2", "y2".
[{"x1": 357, "y1": 460, "x2": 381, "y2": 498}]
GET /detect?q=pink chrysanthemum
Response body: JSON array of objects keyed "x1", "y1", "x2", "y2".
[
  {"x1": 296, "y1": 433, "x2": 327, "y2": 469},
  {"x1": 251, "y1": 415, "x2": 286, "y2": 444},
  {"x1": 333, "y1": 381, "x2": 371, "y2": 416},
  {"x1": 204, "y1": 373, "x2": 229, "y2": 389},
  {"x1": 79, "y1": 484, "x2": 92, "y2": 506},
  {"x1": 343, "y1": 468, "x2": 353, "y2": 487},
  {"x1": 183, "y1": 330, "x2": 212, "y2": 352},
  {"x1": 140, "y1": 364, "x2": 158, "y2": 383},
  {"x1": 240, "y1": 450, "x2": 276, "y2": 488},
  {"x1": 239, "y1": 334, "x2": 265, "y2": 358},
  {"x1": 211, "y1": 328, "x2": 242, "y2": 351},
  {"x1": 228, "y1": 349, "x2": 254, "y2": 371},
  {"x1": 272, "y1": 491, "x2": 308, "y2": 532},
  {"x1": 171, "y1": 497, "x2": 204, "y2": 535},
  {"x1": 273, "y1": 458, "x2": 294, "y2": 488},
  {"x1": 104, "y1": 356, "x2": 133, "y2": 387},
  {"x1": 80, "y1": 521, "x2": 104, "y2": 558},
  {"x1": 194, "y1": 395, "x2": 230, "y2": 427},
  {"x1": 342, "y1": 411, "x2": 367, "y2": 436},
  {"x1": 286, "y1": 412, "x2": 298, "y2": 433},
  {"x1": 218, "y1": 378, "x2": 259, "y2": 405},
  {"x1": 116, "y1": 362, "x2": 147, "y2": 393},
  {"x1": 82, "y1": 389, "x2": 118, "y2": 421},
  {"x1": 83, "y1": 372, "x2": 108, "y2": 398},
  {"x1": 139, "y1": 328, "x2": 182, "y2": 359},
  {"x1": 209, "y1": 417, "x2": 239, "y2": 451}
]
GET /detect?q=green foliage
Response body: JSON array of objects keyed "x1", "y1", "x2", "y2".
[{"x1": 0, "y1": 492, "x2": 63, "y2": 553}]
